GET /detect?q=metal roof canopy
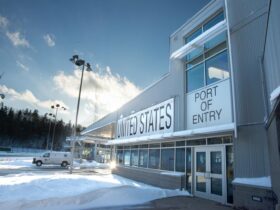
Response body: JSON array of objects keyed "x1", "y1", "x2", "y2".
[{"x1": 107, "y1": 123, "x2": 234, "y2": 145}]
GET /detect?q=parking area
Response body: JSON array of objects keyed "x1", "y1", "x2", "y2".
[{"x1": 0, "y1": 156, "x2": 233, "y2": 210}]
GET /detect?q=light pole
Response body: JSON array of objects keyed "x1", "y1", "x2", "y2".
[
  {"x1": 50, "y1": 104, "x2": 67, "y2": 151},
  {"x1": 45, "y1": 113, "x2": 55, "y2": 150},
  {"x1": 69, "y1": 55, "x2": 92, "y2": 174}
]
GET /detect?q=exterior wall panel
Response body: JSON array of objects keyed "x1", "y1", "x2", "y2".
[
  {"x1": 113, "y1": 166, "x2": 184, "y2": 190},
  {"x1": 226, "y1": 0, "x2": 268, "y2": 29},
  {"x1": 227, "y1": 0, "x2": 271, "y2": 178},
  {"x1": 267, "y1": 118, "x2": 280, "y2": 198},
  {"x1": 263, "y1": 0, "x2": 280, "y2": 204},
  {"x1": 230, "y1": 15, "x2": 268, "y2": 125},
  {"x1": 117, "y1": 69, "x2": 185, "y2": 132},
  {"x1": 234, "y1": 125, "x2": 270, "y2": 177},
  {"x1": 264, "y1": 0, "x2": 280, "y2": 112}
]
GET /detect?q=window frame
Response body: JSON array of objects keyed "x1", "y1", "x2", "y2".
[{"x1": 184, "y1": 10, "x2": 228, "y2": 94}]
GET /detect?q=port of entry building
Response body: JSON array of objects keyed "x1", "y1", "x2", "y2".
[{"x1": 79, "y1": 0, "x2": 280, "y2": 209}]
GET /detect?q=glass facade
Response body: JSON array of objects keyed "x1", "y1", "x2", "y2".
[
  {"x1": 226, "y1": 145, "x2": 234, "y2": 204},
  {"x1": 130, "y1": 149, "x2": 139, "y2": 166},
  {"x1": 124, "y1": 150, "x2": 130, "y2": 166},
  {"x1": 139, "y1": 149, "x2": 148, "y2": 168},
  {"x1": 161, "y1": 148, "x2": 174, "y2": 171},
  {"x1": 185, "y1": 11, "x2": 229, "y2": 93},
  {"x1": 186, "y1": 63, "x2": 204, "y2": 92},
  {"x1": 148, "y1": 149, "x2": 160, "y2": 169},
  {"x1": 116, "y1": 150, "x2": 123, "y2": 164},
  {"x1": 186, "y1": 148, "x2": 192, "y2": 192},
  {"x1": 176, "y1": 148, "x2": 185, "y2": 172},
  {"x1": 206, "y1": 50, "x2": 229, "y2": 85},
  {"x1": 114, "y1": 136, "x2": 232, "y2": 196}
]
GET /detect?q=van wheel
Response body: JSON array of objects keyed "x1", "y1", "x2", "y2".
[
  {"x1": 61, "y1": 161, "x2": 68, "y2": 167},
  {"x1": 36, "y1": 161, "x2": 42, "y2": 167}
]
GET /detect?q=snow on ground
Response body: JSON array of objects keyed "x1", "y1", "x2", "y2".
[
  {"x1": 0, "y1": 173, "x2": 189, "y2": 210},
  {"x1": 0, "y1": 157, "x2": 189, "y2": 209},
  {"x1": 0, "y1": 157, "x2": 33, "y2": 169}
]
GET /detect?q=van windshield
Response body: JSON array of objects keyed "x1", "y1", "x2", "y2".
[{"x1": 43, "y1": 153, "x2": 50, "y2": 158}]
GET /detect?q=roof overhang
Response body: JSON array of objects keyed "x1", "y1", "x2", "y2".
[
  {"x1": 170, "y1": 19, "x2": 227, "y2": 60},
  {"x1": 107, "y1": 123, "x2": 235, "y2": 145},
  {"x1": 81, "y1": 122, "x2": 116, "y2": 139},
  {"x1": 66, "y1": 135, "x2": 112, "y2": 144}
]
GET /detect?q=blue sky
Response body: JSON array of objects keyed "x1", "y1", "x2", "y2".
[{"x1": 0, "y1": 0, "x2": 210, "y2": 126}]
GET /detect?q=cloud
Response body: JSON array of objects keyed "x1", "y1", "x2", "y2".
[
  {"x1": 43, "y1": 34, "x2": 55, "y2": 47},
  {"x1": 0, "y1": 85, "x2": 69, "y2": 112},
  {"x1": 0, "y1": 15, "x2": 8, "y2": 28},
  {"x1": 53, "y1": 66, "x2": 141, "y2": 123},
  {"x1": 6, "y1": 31, "x2": 30, "y2": 47},
  {"x1": 16, "y1": 61, "x2": 29, "y2": 72}
]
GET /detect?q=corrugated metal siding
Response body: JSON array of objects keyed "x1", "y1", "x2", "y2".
[
  {"x1": 234, "y1": 125, "x2": 270, "y2": 177},
  {"x1": 231, "y1": 15, "x2": 268, "y2": 124},
  {"x1": 229, "y1": 0, "x2": 270, "y2": 177},
  {"x1": 264, "y1": 0, "x2": 280, "y2": 112},
  {"x1": 227, "y1": 0, "x2": 268, "y2": 28},
  {"x1": 267, "y1": 118, "x2": 280, "y2": 197}
]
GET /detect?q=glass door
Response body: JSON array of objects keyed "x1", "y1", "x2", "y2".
[{"x1": 194, "y1": 146, "x2": 226, "y2": 203}]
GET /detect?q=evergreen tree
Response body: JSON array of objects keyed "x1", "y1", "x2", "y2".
[{"x1": 0, "y1": 105, "x2": 76, "y2": 150}]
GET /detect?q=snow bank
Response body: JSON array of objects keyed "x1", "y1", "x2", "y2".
[
  {"x1": 73, "y1": 159, "x2": 109, "y2": 169},
  {"x1": 233, "y1": 176, "x2": 271, "y2": 188},
  {"x1": 0, "y1": 157, "x2": 33, "y2": 169},
  {"x1": 0, "y1": 156, "x2": 109, "y2": 170},
  {"x1": 0, "y1": 173, "x2": 189, "y2": 210}
]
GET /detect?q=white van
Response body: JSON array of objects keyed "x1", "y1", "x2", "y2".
[{"x1": 32, "y1": 151, "x2": 72, "y2": 167}]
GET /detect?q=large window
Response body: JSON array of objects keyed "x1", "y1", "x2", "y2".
[
  {"x1": 139, "y1": 149, "x2": 148, "y2": 168},
  {"x1": 185, "y1": 12, "x2": 224, "y2": 44},
  {"x1": 185, "y1": 12, "x2": 229, "y2": 93},
  {"x1": 206, "y1": 50, "x2": 229, "y2": 85},
  {"x1": 116, "y1": 149, "x2": 123, "y2": 164},
  {"x1": 186, "y1": 63, "x2": 204, "y2": 92},
  {"x1": 186, "y1": 148, "x2": 192, "y2": 192},
  {"x1": 148, "y1": 149, "x2": 160, "y2": 169},
  {"x1": 176, "y1": 148, "x2": 185, "y2": 172},
  {"x1": 124, "y1": 150, "x2": 131, "y2": 166},
  {"x1": 161, "y1": 148, "x2": 174, "y2": 171},
  {"x1": 130, "y1": 149, "x2": 139, "y2": 166}
]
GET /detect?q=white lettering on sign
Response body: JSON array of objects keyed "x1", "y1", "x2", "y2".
[
  {"x1": 187, "y1": 79, "x2": 232, "y2": 129},
  {"x1": 117, "y1": 98, "x2": 174, "y2": 138}
]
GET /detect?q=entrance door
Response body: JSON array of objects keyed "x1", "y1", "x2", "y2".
[{"x1": 194, "y1": 146, "x2": 226, "y2": 203}]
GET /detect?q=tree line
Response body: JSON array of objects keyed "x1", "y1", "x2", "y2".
[{"x1": 0, "y1": 105, "x2": 81, "y2": 150}]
